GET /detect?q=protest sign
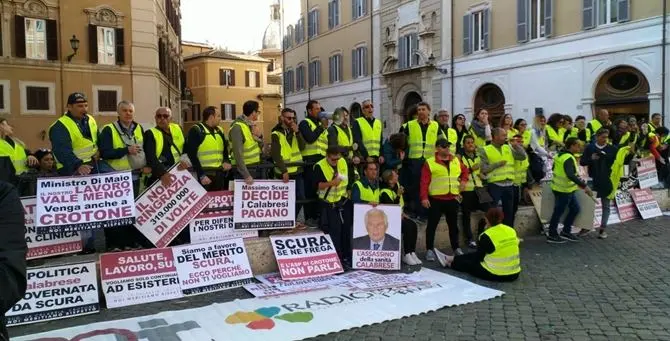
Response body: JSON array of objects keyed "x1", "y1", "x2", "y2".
[
  {"x1": 190, "y1": 191, "x2": 257, "y2": 244},
  {"x1": 270, "y1": 234, "x2": 343, "y2": 280},
  {"x1": 352, "y1": 204, "x2": 401, "y2": 270},
  {"x1": 594, "y1": 199, "x2": 621, "y2": 227},
  {"x1": 172, "y1": 238, "x2": 254, "y2": 295},
  {"x1": 637, "y1": 157, "x2": 659, "y2": 189},
  {"x1": 22, "y1": 197, "x2": 82, "y2": 259},
  {"x1": 100, "y1": 248, "x2": 183, "y2": 308},
  {"x1": 34, "y1": 172, "x2": 135, "y2": 233},
  {"x1": 614, "y1": 190, "x2": 638, "y2": 222},
  {"x1": 135, "y1": 166, "x2": 210, "y2": 248},
  {"x1": 6, "y1": 262, "x2": 99, "y2": 326},
  {"x1": 630, "y1": 188, "x2": 662, "y2": 219},
  {"x1": 233, "y1": 180, "x2": 295, "y2": 230}
]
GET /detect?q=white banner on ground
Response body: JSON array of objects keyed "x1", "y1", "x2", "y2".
[
  {"x1": 14, "y1": 269, "x2": 503, "y2": 341},
  {"x1": 100, "y1": 248, "x2": 183, "y2": 308},
  {"x1": 135, "y1": 166, "x2": 210, "y2": 248},
  {"x1": 352, "y1": 204, "x2": 402, "y2": 270},
  {"x1": 22, "y1": 197, "x2": 82, "y2": 259},
  {"x1": 233, "y1": 180, "x2": 295, "y2": 230},
  {"x1": 630, "y1": 188, "x2": 662, "y2": 219},
  {"x1": 190, "y1": 191, "x2": 257, "y2": 244},
  {"x1": 245, "y1": 272, "x2": 349, "y2": 297},
  {"x1": 6, "y1": 262, "x2": 99, "y2": 326},
  {"x1": 35, "y1": 172, "x2": 135, "y2": 233},
  {"x1": 172, "y1": 238, "x2": 254, "y2": 295},
  {"x1": 637, "y1": 157, "x2": 659, "y2": 189},
  {"x1": 271, "y1": 233, "x2": 343, "y2": 280}
]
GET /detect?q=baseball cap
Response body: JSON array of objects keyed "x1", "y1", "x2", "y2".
[
  {"x1": 67, "y1": 92, "x2": 87, "y2": 105},
  {"x1": 435, "y1": 139, "x2": 452, "y2": 148}
]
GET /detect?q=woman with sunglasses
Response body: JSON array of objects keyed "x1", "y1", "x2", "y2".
[{"x1": 451, "y1": 114, "x2": 468, "y2": 155}]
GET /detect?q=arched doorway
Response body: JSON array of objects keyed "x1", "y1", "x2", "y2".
[
  {"x1": 594, "y1": 66, "x2": 650, "y2": 121},
  {"x1": 403, "y1": 91, "x2": 422, "y2": 121},
  {"x1": 474, "y1": 83, "x2": 505, "y2": 125}
]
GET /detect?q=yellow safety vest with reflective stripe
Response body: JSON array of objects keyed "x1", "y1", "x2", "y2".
[
  {"x1": 480, "y1": 224, "x2": 521, "y2": 276},
  {"x1": 550, "y1": 152, "x2": 579, "y2": 193},
  {"x1": 272, "y1": 130, "x2": 303, "y2": 175},
  {"x1": 356, "y1": 117, "x2": 382, "y2": 157},
  {"x1": 461, "y1": 155, "x2": 482, "y2": 192},
  {"x1": 407, "y1": 120, "x2": 443, "y2": 159},
  {"x1": 569, "y1": 127, "x2": 579, "y2": 139},
  {"x1": 49, "y1": 114, "x2": 98, "y2": 170},
  {"x1": 468, "y1": 125, "x2": 487, "y2": 147},
  {"x1": 608, "y1": 146, "x2": 632, "y2": 199},
  {"x1": 546, "y1": 125, "x2": 564, "y2": 147},
  {"x1": 483, "y1": 144, "x2": 515, "y2": 183},
  {"x1": 446, "y1": 127, "x2": 458, "y2": 154},
  {"x1": 194, "y1": 123, "x2": 225, "y2": 169},
  {"x1": 335, "y1": 125, "x2": 353, "y2": 149},
  {"x1": 425, "y1": 157, "x2": 462, "y2": 196},
  {"x1": 315, "y1": 157, "x2": 348, "y2": 203},
  {"x1": 229, "y1": 121, "x2": 261, "y2": 166},
  {"x1": 352, "y1": 180, "x2": 379, "y2": 203},
  {"x1": 0, "y1": 138, "x2": 28, "y2": 174},
  {"x1": 513, "y1": 157, "x2": 529, "y2": 186},
  {"x1": 520, "y1": 129, "x2": 532, "y2": 148},
  {"x1": 302, "y1": 119, "x2": 327, "y2": 157},
  {"x1": 380, "y1": 188, "x2": 404, "y2": 208},
  {"x1": 585, "y1": 119, "x2": 603, "y2": 142},
  {"x1": 103, "y1": 122, "x2": 144, "y2": 171},
  {"x1": 150, "y1": 123, "x2": 184, "y2": 163}
]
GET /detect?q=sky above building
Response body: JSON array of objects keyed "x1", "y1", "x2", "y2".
[{"x1": 182, "y1": 0, "x2": 301, "y2": 52}]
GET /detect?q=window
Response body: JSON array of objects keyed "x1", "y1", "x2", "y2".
[
  {"x1": 246, "y1": 71, "x2": 260, "y2": 87},
  {"x1": 352, "y1": 47, "x2": 367, "y2": 78},
  {"x1": 599, "y1": 0, "x2": 618, "y2": 25},
  {"x1": 530, "y1": 0, "x2": 546, "y2": 40},
  {"x1": 97, "y1": 90, "x2": 117, "y2": 112},
  {"x1": 464, "y1": 9, "x2": 489, "y2": 55},
  {"x1": 517, "y1": 0, "x2": 552, "y2": 42},
  {"x1": 97, "y1": 26, "x2": 116, "y2": 65},
  {"x1": 472, "y1": 11, "x2": 484, "y2": 52},
  {"x1": 284, "y1": 26, "x2": 294, "y2": 48},
  {"x1": 296, "y1": 65, "x2": 306, "y2": 90},
  {"x1": 353, "y1": 0, "x2": 367, "y2": 19},
  {"x1": 309, "y1": 60, "x2": 321, "y2": 87},
  {"x1": 328, "y1": 0, "x2": 340, "y2": 29},
  {"x1": 93, "y1": 86, "x2": 121, "y2": 114},
  {"x1": 584, "y1": 0, "x2": 629, "y2": 29},
  {"x1": 219, "y1": 68, "x2": 235, "y2": 86},
  {"x1": 222, "y1": 103, "x2": 236, "y2": 121},
  {"x1": 0, "y1": 82, "x2": 5, "y2": 112},
  {"x1": 308, "y1": 9, "x2": 319, "y2": 38},
  {"x1": 20, "y1": 81, "x2": 56, "y2": 115},
  {"x1": 191, "y1": 103, "x2": 201, "y2": 121},
  {"x1": 25, "y1": 18, "x2": 46, "y2": 60},
  {"x1": 284, "y1": 70, "x2": 295, "y2": 93},
  {"x1": 329, "y1": 54, "x2": 342, "y2": 83},
  {"x1": 397, "y1": 34, "x2": 419, "y2": 69},
  {"x1": 26, "y1": 87, "x2": 49, "y2": 110},
  {"x1": 295, "y1": 18, "x2": 305, "y2": 44}
]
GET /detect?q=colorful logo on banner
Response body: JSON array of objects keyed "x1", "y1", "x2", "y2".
[{"x1": 225, "y1": 306, "x2": 313, "y2": 330}]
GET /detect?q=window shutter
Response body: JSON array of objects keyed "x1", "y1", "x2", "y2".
[
  {"x1": 315, "y1": 10, "x2": 319, "y2": 35},
  {"x1": 46, "y1": 19, "x2": 58, "y2": 60},
  {"x1": 328, "y1": 57, "x2": 333, "y2": 83},
  {"x1": 334, "y1": 1, "x2": 339, "y2": 26},
  {"x1": 232, "y1": 104, "x2": 237, "y2": 120},
  {"x1": 245, "y1": 71, "x2": 250, "y2": 87},
  {"x1": 229, "y1": 70, "x2": 236, "y2": 86},
  {"x1": 88, "y1": 25, "x2": 98, "y2": 63},
  {"x1": 516, "y1": 0, "x2": 528, "y2": 43},
  {"x1": 411, "y1": 33, "x2": 419, "y2": 66},
  {"x1": 0, "y1": 22, "x2": 3, "y2": 57},
  {"x1": 583, "y1": 0, "x2": 595, "y2": 30},
  {"x1": 115, "y1": 28, "x2": 125, "y2": 64},
  {"x1": 308, "y1": 13, "x2": 313, "y2": 37},
  {"x1": 544, "y1": 0, "x2": 553, "y2": 37},
  {"x1": 352, "y1": 49, "x2": 357, "y2": 77},
  {"x1": 219, "y1": 69, "x2": 225, "y2": 85},
  {"x1": 221, "y1": 104, "x2": 225, "y2": 119},
  {"x1": 463, "y1": 14, "x2": 472, "y2": 55},
  {"x1": 328, "y1": 2, "x2": 333, "y2": 29},
  {"x1": 482, "y1": 9, "x2": 490, "y2": 51},
  {"x1": 338, "y1": 55, "x2": 343, "y2": 81},
  {"x1": 352, "y1": 0, "x2": 357, "y2": 19},
  {"x1": 363, "y1": 0, "x2": 368, "y2": 16},
  {"x1": 255, "y1": 71, "x2": 260, "y2": 87},
  {"x1": 363, "y1": 47, "x2": 368, "y2": 76},
  {"x1": 617, "y1": 0, "x2": 630, "y2": 22},
  {"x1": 14, "y1": 16, "x2": 26, "y2": 58}
]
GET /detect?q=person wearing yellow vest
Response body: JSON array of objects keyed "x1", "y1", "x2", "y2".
[
  {"x1": 547, "y1": 138, "x2": 593, "y2": 244},
  {"x1": 315, "y1": 146, "x2": 354, "y2": 263},
  {"x1": 647, "y1": 113, "x2": 662, "y2": 135},
  {"x1": 351, "y1": 162, "x2": 380, "y2": 204},
  {"x1": 0, "y1": 118, "x2": 38, "y2": 177},
  {"x1": 143, "y1": 107, "x2": 188, "y2": 188},
  {"x1": 529, "y1": 114, "x2": 550, "y2": 183},
  {"x1": 585, "y1": 109, "x2": 613, "y2": 142},
  {"x1": 98, "y1": 101, "x2": 146, "y2": 178},
  {"x1": 435, "y1": 110, "x2": 458, "y2": 154},
  {"x1": 511, "y1": 134, "x2": 530, "y2": 217},
  {"x1": 352, "y1": 100, "x2": 384, "y2": 164},
  {"x1": 459, "y1": 135, "x2": 490, "y2": 249},
  {"x1": 469, "y1": 108, "x2": 492, "y2": 148},
  {"x1": 434, "y1": 207, "x2": 520, "y2": 282},
  {"x1": 580, "y1": 128, "x2": 617, "y2": 239},
  {"x1": 184, "y1": 106, "x2": 232, "y2": 191},
  {"x1": 328, "y1": 107, "x2": 356, "y2": 160},
  {"x1": 229, "y1": 100, "x2": 263, "y2": 185},
  {"x1": 451, "y1": 114, "x2": 468, "y2": 154},
  {"x1": 380, "y1": 169, "x2": 420, "y2": 265},
  {"x1": 402, "y1": 102, "x2": 446, "y2": 221},
  {"x1": 271, "y1": 108, "x2": 306, "y2": 221},
  {"x1": 299, "y1": 100, "x2": 329, "y2": 226},
  {"x1": 420, "y1": 139, "x2": 469, "y2": 260},
  {"x1": 546, "y1": 113, "x2": 566, "y2": 151}
]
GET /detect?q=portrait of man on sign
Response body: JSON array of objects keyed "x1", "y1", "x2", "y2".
[{"x1": 352, "y1": 207, "x2": 400, "y2": 251}]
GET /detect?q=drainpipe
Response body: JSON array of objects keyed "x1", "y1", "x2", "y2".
[
  {"x1": 450, "y1": 0, "x2": 454, "y2": 114},
  {"x1": 662, "y1": 0, "x2": 667, "y2": 123}
]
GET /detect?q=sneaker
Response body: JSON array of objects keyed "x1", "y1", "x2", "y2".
[
  {"x1": 425, "y1": 249, "x2": 436, "y2": 262},
  {"x1": 433, "y1": 249, "x2": 449, "y2": 268},
  {"x1": 403, "y1": 253, "x2": 417, "y2": 266},
  {"x1": 467, "y1": 240, "x2": 477, "y2": 248},
  {"x1": 410, "y1": 252, "x2": 423, "y2": 265},
  {"x1": 560, "y1": 232, "x2": 580, "y2": 242},
  {"x1": 546, "y1": 234, "x2": 567, "y2": 244},
  {"x1": 455, "y1": 248, "x2": 464, "y2": 256},
  {"x1": 598, "y1": 231, "x2": 608, "y2": 239}
]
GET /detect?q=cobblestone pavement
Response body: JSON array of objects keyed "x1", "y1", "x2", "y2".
[{"x1": 10, "y1": 218, "x2": 670, "y2": 341}]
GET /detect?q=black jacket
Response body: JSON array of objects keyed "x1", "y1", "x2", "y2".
[
  {"x1": 580, "y1": 143, "x2": 617, "y2": 197},
  {"x1": 0, "y1": 181, "x2": 27, "y2": 340}
]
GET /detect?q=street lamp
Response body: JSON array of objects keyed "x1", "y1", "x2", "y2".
[
  {"x1": 427, "y1": 53, "x2": 449, "y2": 75},
  {"x1": 67, "y1": 35, "x2": 80, "y2": 62}
]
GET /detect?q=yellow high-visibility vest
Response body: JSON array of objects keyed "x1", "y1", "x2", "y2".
[
  {"x1": 551, "y1": 152, "x2": 579, "y2": 193},
  {"x1": 315, "y1": 157, "x2": 348, "y2": 203},
  {"x1": 272, "y1": 130, "x2": 303, "y2": 175},
  {"x1": 103, "y1": 122, "x2": 144, "y2": 171},
  {"x1": 356, "y1": 117, "x2": 383, "y2": 157},
  {"x1": 352, "y1": 180, "x2": 379, "y2": 203},
  {"x1": 49, "y1": 114, "x2": 98, "y2": 170},
  {"x1": 194, "y1": 123, "x2": 225, "y2": 169},
  {"x1": 229, "y1": 121, "x2": 261, "y2": 166},
  {"x1": 380, "y1": 187, "x2": 404, "y2": 208},
  {"x1": 302, "y1": 119, "x2": 327, "y2": 157},
  {"x1": 407, "y1": 120, "x2": 443, "y2": 159},
  {"x1": 483, "y1": 144, "x2": 515, "y2": 183},
  {"x1": 461, "y1": 154, "x2": 482, "y2": 191},
  {"x1": 480, "y1": 224, "x2": 521, "y2": 276},
  {"x1": 149, "y1": 123, "x2": 184, "y2": 163},
  {"x1": 425, "y1": 157, "x2": 462, "y2": 196},
  {"x1": 0, "y1": 138, "x2": 28, "y2": 174}
]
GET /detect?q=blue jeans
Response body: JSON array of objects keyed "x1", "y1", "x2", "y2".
[
  {"x1": 488, "y1": 183, "x2": 516, "y2": 227},
  {"x1": 548, "y1": 191, "x2": 580, "y2": 236}
]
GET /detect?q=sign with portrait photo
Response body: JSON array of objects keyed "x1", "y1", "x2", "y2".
[{"x1": 351, "y1": 204, "x2": 401, "y2": 271}]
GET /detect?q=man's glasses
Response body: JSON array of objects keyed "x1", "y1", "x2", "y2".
[{"x1": 156, "y1": 114, "x2": 170, "y2": 119}]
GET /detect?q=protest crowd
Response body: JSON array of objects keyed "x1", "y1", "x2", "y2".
[{"x1": 1, "y1": 91, "x2": 668, "y2": 336}]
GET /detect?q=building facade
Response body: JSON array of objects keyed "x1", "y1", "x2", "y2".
[
  {"x1": 0, "y1": 0, "x2": 182, "y2": 149},
  {"x1": 438, "y1": 0, "x2": 668, "y2": 125},
  {"x1": 379, "y1": 0, "x2": 443, "y2": 134},
  {"x1": 282, "y1": 0, "x2": 383, "y2": 125}
]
